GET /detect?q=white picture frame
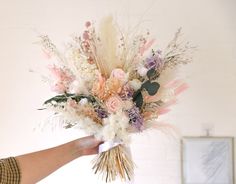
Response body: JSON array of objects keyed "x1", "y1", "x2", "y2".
[{"x1": 181, "y1": 137, "x2": 234, "y2": 184}]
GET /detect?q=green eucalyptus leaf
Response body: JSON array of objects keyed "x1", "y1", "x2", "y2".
[
  {"x1": 147, "y1": 68, "x2": 156, "y2": 79},
  {"x1": 132, "y1": 89, "x2": 142, "y2": 100},
  {"x1": 43, "y1": 93, "x2": 97, "y2": 105},
  {"x1": 43, "y1": 94, "x2": 68, "y2": 104},
  {"x1": 141, "y1": 81, "x2": 150, "y2": 89},
  {"x1": 142, "y1": 81, "x2": 160, "y2": 96},
  {"x1": 134, "y1": 93, "x2": 143, "y2": 109}
]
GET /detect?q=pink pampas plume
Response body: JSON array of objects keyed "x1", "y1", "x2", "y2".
[
  {"x1": 158, "y1": 108, "x2": 171, "y2": 115},
  {"x1": 174, "y1": 83, "x2": 189, "y2": 96}
]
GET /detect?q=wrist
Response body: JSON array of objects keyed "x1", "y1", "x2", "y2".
[{"x1": 68, "y1": 139, "x2": 83, "y2": 158}]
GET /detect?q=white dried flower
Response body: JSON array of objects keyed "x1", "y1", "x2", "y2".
[
  {"x1": 79, "y1": 98, "x2": 88, "y2": 105},
  {"x1": 69, "y1": 79, "x2": 89, "y2": 95},
  {"x1": 129, "y1": 79, "x2": 142, "y2": 91},
  {"x1": 73, "y1": 58, "x2": 98, "y2": 89},
  {"x1": 51, "y1": 100, "x2": 57, "y2": 105},
  {"x1": 98, "y1": 111, "x2": 130, "y2": 143},
  {"x1": 74, "y1": 116, "x2": 102, "y2": 135},
  {"x1": 137, "y1": 66, "x2": 148, "y2": 77}
]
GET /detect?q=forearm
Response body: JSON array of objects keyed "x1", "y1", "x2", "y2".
[{"x1": 16, "y1": 139, "x2": 81, "y2": 184}]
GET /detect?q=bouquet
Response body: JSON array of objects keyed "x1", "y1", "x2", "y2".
[{"x1": 38, "y1": 16, "x2": 193, "y2": 182}]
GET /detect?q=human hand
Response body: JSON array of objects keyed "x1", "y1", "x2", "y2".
[{"x1": 75, "y1": 136, "x2": 103, "y2": 156}]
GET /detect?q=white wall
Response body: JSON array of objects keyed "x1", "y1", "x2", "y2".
[{"x1": 0, "y1": 0, "x2": 236, "y2": 183}]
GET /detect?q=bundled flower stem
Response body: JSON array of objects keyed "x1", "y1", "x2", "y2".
[{"x1": 92, "y1": 145, "x2": 134, "y2": 182}]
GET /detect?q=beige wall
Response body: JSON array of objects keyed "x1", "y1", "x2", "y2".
[{"x1": 0, "y1": 0, "x2": 236, "y2": 183}]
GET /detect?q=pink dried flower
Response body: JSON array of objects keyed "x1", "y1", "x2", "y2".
[
  {"x1": 48, "y1": 65, "x2": 74, "y2": 82},
  {"x1": 48, "y1": 65, "x2": 74, "y2": 93},
  {"x1": 83, "y1": 31, "x2": 90, "y2": 40},
  {"x1": 50, "y1": 81, "x2": 67, "y2": 93},
  {"x1": 85, "y1": 21, "x2": 91, "y2": 28},
  {"x1": 68, "y1": 99, "x2": 78, "y2": 108},
  {"x1": 49, "y1": 65, "x2": 72, "y2": 81}
]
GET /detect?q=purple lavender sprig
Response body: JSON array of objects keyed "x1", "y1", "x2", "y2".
[
  {"x1": 127, "y1": 106, "x2": 144, "y2": 131},
  {"x1": 145, "y1": 50, "x2": 164, "y2": 71},
  {"x1": 95, "y1": 107, "x2": 108, "y2": 119},
  {"x1": 145, "y1": 50, "x2": 163, "y2": 70}
]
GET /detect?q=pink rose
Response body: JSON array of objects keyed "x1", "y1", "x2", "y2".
[
  {"x1": 105, "y1": 95, "x2": 123, "y2": 113},
  {"x1": 110, "y1": 68, "x2": 127, "y2": 82}
]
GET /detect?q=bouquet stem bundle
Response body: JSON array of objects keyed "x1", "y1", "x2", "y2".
[
  {"x1": 92, "y1": 145, "x2": 134, "y2": 182},
  {"x1": 38, "y1": 16, "x2": 193, "y2": 182}
]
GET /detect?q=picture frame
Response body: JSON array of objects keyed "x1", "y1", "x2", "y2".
[{"x1": 181, "y1": 136, "x2": 235, "y2": 184}]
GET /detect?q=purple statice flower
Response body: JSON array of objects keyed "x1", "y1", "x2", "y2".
[
  {"x1": 145, "y1": 50, "x2": 163, "y2": 70},
  {"x1": 127, "y1": 106, "x2": 144, "y2": 131},
  {"x1": 119, "y1": 85, "x2": 134, "y2": 100},
  {"x1": 95, "y1": 107, "x2": 108, "y2": 119},
  {"x1": 145, "y1": 57, "x2": 156, "y2": 69}
]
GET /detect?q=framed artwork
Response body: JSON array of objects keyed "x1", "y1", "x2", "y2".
[{"x1": 181, "y1": 137, "x2": 234, "y2": 184}]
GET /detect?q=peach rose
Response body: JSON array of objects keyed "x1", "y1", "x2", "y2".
[
  {"x1": 110, "y1": 68, "x2": 127, "y2": 82},
  {"x1": 105, "y1": 95, "x2": 123, "y2": 113}
]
